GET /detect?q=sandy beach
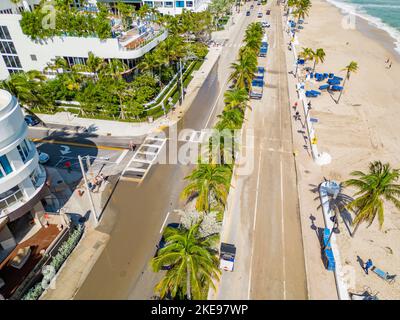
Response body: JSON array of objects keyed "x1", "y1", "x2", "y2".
[{"x1": 294, "y1": 0, "x2": 400, "y2": 299}]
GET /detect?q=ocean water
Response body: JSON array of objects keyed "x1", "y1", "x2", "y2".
[{"x1": 326, "y1": 0, "x2": 400, "y2": 53}]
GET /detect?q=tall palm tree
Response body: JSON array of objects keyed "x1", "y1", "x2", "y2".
[
  {"x1": 299, "y1": 47, "x2": 314, "y2": 61},
  {"x1": 311, "y1": 48, "x2": 326, "y2": 73},
  {"x1": 336, "y1": 61, "x2": 358, "y2": 104},
  {"x1": 229, "y1": 51, "x2": 257, "y2": 90},
  {"x1": 102, "y1": 59, "x2": 128, "y2": 80},
  {"x1": 138, "y1": 52, "x2": 159, "y2": 76},
  {"x1": 181, "y1": 164, "x2": 231, "y2": 213},
  {"x1": 223, "y1": 88, "x2": 249, "y2": 111},
  {"x1": 151, "y1": 223, "x2": 220, "y2": 300},
  {"x1": 344, "y1": 161, "x2": 400, "y2": 237},
  {"x1": 215, "y1": 108, "x2": 244, "y2": 131}
]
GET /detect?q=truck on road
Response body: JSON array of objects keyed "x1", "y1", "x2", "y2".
[{"x1": 250, "y1": 67, "x2": 265, "y2": 99}]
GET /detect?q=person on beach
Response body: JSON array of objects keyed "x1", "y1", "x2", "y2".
[
  {"x1": 388, "y1": 62, "x2": 392, "y2": 69},
  {"x1": 385, "y1": 58, "x2": 390, "y2": 64},
  {"x1": 364, "y1": 259, "x2": 373, "y2": 274}
]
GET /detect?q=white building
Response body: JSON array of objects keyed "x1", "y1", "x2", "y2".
[
  {"x1": 0, "y1": 0, "x2": 168, "y2": 79},
  {"x1": 136, "y1": 0, "x2": 210, "y2": 15},
  {"x1": 0, "y1": 89, "x2": 47, "y2": 254}
]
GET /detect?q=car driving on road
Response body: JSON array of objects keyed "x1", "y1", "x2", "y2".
[
  {"x1": 155, "y1": 222, "x2": 180, "y2": 270},
  {"x1": 257, "y1": 12, "x2": 263, "y2": 18},
  {"x1": 24, "y1": 115, "x2": 40, "y2": 127}
]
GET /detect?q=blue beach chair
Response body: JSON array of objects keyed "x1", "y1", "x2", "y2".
[
  {"x1": 328, "y1": 78, "x2": 341, "y2": 85},
  {"x1": 371, "y1": 266, "x2": 397, "y2": 284},
  {"x1": 319, "y1": 84, "x2": 330, "y2": 90},
  {"x1": 331, "y1": 85, "x2": 343, "y2": 91},
  {"x1": 329, "y1": 73, "x2": 334, "y2": 79}
]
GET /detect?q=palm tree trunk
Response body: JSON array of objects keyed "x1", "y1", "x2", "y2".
[
  {"x1": 186, "y1": 259, "x2": 191, "y2": 300},
  {"x1": 351, "y1": 221, "x2": 361, "y2": 238},
  {"x1": 336, "y1": 76, "x2": 347, "y2": 104},
  {"x1": 313, "y1": 60, "x2": 316, "y2": 73}
]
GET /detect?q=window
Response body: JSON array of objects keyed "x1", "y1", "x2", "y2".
[
  {"x1": 0, "y1": 41, "x2": 16, "y2": 54},
  {"x1": 0, "y1": 154, "x2": 12, "y2": 178},
  {"x1": 2, "y1": 55, "x2": 22, "y2": 68},
  {"x1": 0, "y1": 185, "x2": 23, "y2": 211},
  {"x1": 30, "y1": 167, "x2": 43, "y2": 188},
  {"x1": 176, "y1": 1, "x2": 185, "y2": 7},
  {"x1": 165, "y1": 1, "x2": 173, "y2": 7},
  {"x1": 154, "y1": 2, "x2": 163, "y2": 7},
  {"x1": 17, "y1": 140, "x2": 31, "y2": 163},
  {"x1": 144, "y1": 1, "x2": 154, "y2": 7},
  {"x1": 7, "y1": 69, "x2": 21, "y2": 75},
  {"x1": 30, "y1": 54, "x2": 37, "y2": 61},
  {"x1": 0, "y1": 26, "x2": 11, "y2": 40},
  {"x1": 186, "y1": 1, "x2": 193, "y2": 7}
]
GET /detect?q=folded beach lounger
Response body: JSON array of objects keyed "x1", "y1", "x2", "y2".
[
  {"x1": 322, "y1": 228, "x2": 331, "y2": 249},
  {"x1": 328, "y1": 79, "x2": 341, "y2": 85},
  {"x1": 310, "y1": 90, "x2": 321, "y2": 95},
  {"x1": 319, "y1": 84, "x2": 330, "y2": 90},
  {"x1": 333, "y1": 76, "x2": 343, "y2": 81},
  {"x1": 306, "y1": 91, "x2": 318, "y2": 98},
  {"x1": 331, "y1": 85, "x2": 343, "y2": 91},
  {"x1": 371, "y1": 266, "x2": 397, "y2": 284}
]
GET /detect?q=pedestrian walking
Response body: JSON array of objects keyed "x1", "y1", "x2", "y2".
[
  {"x1": 388, "y1": 62, "x2": 392, "y2": 69},
  {"x1": 364, "y1": 259, "x2": 373, "y2": 274},
  {"x1": 295, "y1": 111, "x2": 300, "y2": 120},
  {"x1": 129, "y1": 140, "x2": 136, "y2": 152},
  {"x1": 308, "y1": 101, "x2": 312, "y2": 109}
]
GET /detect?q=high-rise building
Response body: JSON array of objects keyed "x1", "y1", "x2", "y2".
[
  {"x1": 0, "y1": 0, "x2": 168, "y2": 79},
  {"x1": 0, "y1": 89, "x2": 47, "y2": 254}
]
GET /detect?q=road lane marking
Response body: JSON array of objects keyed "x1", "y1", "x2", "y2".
[
  {"x1": 280, "y1": 158, "x2": 287, "y2": 300},
  {"x1": 248, "y1": 148, "x2": 262, "y2": 300},
  {"x1": 160, "y1": 211, "x2": 171, "y2": 234},
  {"x1": 31, "y1": 138, "x2": 125, "y2": 151}
]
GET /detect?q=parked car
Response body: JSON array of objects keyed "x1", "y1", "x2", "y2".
[
  {"x1": 257, "y1": 12, "x2": 263, "y2": 18},
  {"x1": 266, "y1": 9, "x2": 271, "y2": 15},
  {"x1": 24, "y1": 115, "x2": 40, "y2": 127},
  {"x1": 38, "y1": 151, "x2": 50, "y2": 164},
  {"x1": 155, "y1": 223, "x2": 180, "y2": 270},
  {"x1": 257, "y1": 1, "x2": 261, "y2": 5},
  {"x1": 250, "y1": 4, "x2": 254, "y2": 9},
  {"x1": 246, "y1": 10, "x2": 251, "y2": 16}
]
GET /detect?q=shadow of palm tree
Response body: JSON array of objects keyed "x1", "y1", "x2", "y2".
[{"x1": 316, "y1": 182, "x2": 355, "y2": 236}]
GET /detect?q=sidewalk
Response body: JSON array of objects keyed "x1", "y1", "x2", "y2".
[{"x1": 281, "y1": 8, "x2": 338, "y2": 299}]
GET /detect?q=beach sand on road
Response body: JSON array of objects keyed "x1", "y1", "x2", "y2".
[{"x1": 296, "y1": 0, "x2": 400, "y2": 299}]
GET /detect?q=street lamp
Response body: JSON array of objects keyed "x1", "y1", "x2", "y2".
[{"x1": 78, "y1": 155, "x2": 98, "y2": 226}]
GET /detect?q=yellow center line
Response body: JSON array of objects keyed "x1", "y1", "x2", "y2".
[{"x1": 30, "y1": 138, "x2": 126, "y2": 151}]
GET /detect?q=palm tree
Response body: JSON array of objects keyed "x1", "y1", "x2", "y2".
[
  {"x1": 293, "y1": 0, "x2": 311, "y2": 24},
  {"x1": 215, "y1": 108, "x2": 244, "y2": 131},
  {"x1": 138, "y1": 52, "x2": 159, "y2": 76},
  {"x1": 299, "y1": 47, "x2": 314, "y2": 61},
  {"x1": 311, "y1": 48, "x2": 326, "y2": 73},
  {"x1": 223, "y1": 88, "x2": 249, "y2": 111},
  {"x1": 102, "y1": 59, "x2": 128, "y2": 80},
  {"x1": 151, "y1": 223, "x2": 220, "y2": 300},
  {"x1": 336, "y1": 61, "x2": 358, "y2": 104},
  {"x1": 343, "y1": 161, "x2": 400, "y2": 237},
  {"x1": 229, "y1": 51, "x2": 257, "y2": 90},
  {"x1": 181, "y1": 164, "x2": 231, "y2": 213}
]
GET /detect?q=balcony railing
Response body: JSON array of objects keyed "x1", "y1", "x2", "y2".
[{"x1": 0, "y1": 190, "x2": 24, "y2": 213}]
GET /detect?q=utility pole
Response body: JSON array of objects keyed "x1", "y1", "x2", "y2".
[
  {"x1": 78, "y1": 155, "x2": 98, "y2": 226},
  {"x1": 179, "y1": 58, "x2": 184, "y2": 105}
]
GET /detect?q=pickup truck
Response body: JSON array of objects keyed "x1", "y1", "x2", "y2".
[
  {"x1": 250, "y1": 67, "x2": 265, "y2": 99},
  {"x1": 219, "y1": 243, "x2": 237, "y2": 272}
]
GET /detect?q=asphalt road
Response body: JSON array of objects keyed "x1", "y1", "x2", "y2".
[{"x1": 215, "y1": 2, "x2": 308, "y2": 299}]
